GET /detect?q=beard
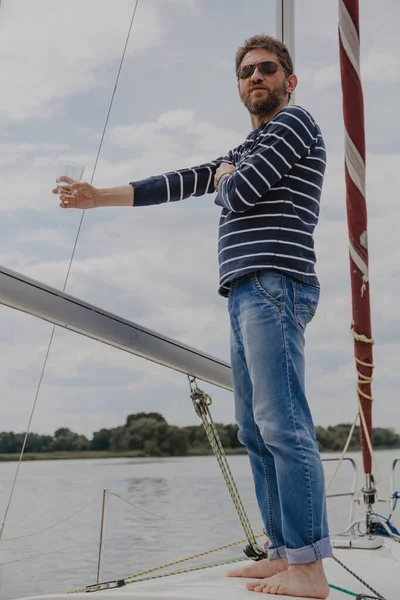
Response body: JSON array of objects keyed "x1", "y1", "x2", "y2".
[{"x1": 241, "y1": 82, "x2": 287, "y2": 117}]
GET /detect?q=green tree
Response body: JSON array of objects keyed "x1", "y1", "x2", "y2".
[
  {"x1": 183, "y1": 425, "x2": 208, "y2": 448},
  {"x1": 224, "y1": 423, "x2": 241, "y2": 448},
  {"x1": 91, "y1": 428, "x2": 112, "y2": 451},
  {"x1": 110, "y1": 426, "x2": 129, "y2": 452},
  {"x1": 126, "y1": 412, "x2": 166, "y2": 426},
  {"x1": 0, "y1": 432, "x2": 18, "y2": 453},
  {"x1": 143, "y1": 440, "x2": 163, "y2": 457},
  {"x1": 125, "y1": 417, "x2": 168, "y2": 452},
  {"x1": 159, "y1": 426, "x2": 188, "y2": 456},
  {"x1": 25, "y1": 433, "x2": 53, "y2": 453},
  {"x1": 373, "y1": 427, "x2": 400, "y2": 448},
  {"x1": 51, "y1": 428, "x2": 90, "y2": 451}
]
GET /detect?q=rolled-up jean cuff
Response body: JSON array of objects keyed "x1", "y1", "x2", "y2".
[
  {"x1": 267, "y1": 545, "x2": 287, "y2": 560},
  {"x1": 286, "y1": 537, "x2": 333, "y2": 564}
]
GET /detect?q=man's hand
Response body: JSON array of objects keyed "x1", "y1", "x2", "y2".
[
  {"x1": 52, "y1": 178, "x2": 133, "y2": 209},
  {"x1": 52, "y1": 176, "x2": 98, "y2": 209},
  {"x1": 214, "y1": 163, "x2": 235, "y2": 189}
]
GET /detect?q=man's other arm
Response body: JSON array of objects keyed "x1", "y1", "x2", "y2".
[{"x1": 215, "y1": 107, "x2": 321, "y2": 213}]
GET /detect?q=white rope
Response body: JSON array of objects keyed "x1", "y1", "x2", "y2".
[
  {"x1": 0, "y1": 0, "x2": 140, "y2": 541},
  {"x1": 331, "y1": 518, "x2": 365, "y2": 537},
  {"x1": 339, "y1": 1, "x2": 361, "y2": 77},
  {"x1": 325, "y1": 411, "x2": 359, "y2": 494},
  {"x1": 344, "y1": 130, "x2": 366, "y2": 197},
  {"x1": 339, "y1": 0, "x2": 369, "y2": 301}
]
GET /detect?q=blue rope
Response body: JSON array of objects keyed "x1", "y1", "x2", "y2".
[{"x1": 369, "y1": 492, "x2": 400, "y2": 537}]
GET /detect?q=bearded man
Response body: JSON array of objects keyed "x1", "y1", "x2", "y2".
[{"x1": 54, "y1": 35, "x2": 332, "y2": 598}]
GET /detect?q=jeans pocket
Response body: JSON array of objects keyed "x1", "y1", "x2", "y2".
[
  {"x1": 251, "y1": 270, "x2": 285, "y2": 307},
  {"x1": 293, "y1": 282, "x2": 320, "y2": 332}
]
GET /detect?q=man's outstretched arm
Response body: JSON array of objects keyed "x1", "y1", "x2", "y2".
[{"x1": 53, "y1": 154, "x2": 235, "y2": 210}]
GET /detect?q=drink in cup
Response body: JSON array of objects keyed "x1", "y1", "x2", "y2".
[{"x1": 56, "y1": 161, "x2": 85, "y2": 196}]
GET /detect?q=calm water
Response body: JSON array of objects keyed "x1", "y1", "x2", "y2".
[{"x1": 1, "y1": 450, "x2": 400, "y2": 599}]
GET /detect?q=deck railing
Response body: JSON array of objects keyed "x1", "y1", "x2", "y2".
[{"x1": 0, "y1": 265, "x2": 232, "y2": 391}]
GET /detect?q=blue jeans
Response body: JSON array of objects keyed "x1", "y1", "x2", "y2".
[{"x1": 228, "y1": 270, "x2": 332, "y2": 564}]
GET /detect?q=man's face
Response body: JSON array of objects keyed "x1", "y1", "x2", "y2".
[{"x1": 237, "y1": 49, "x2": 289, "y2": 118}]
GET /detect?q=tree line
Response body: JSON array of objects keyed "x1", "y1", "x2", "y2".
[{"x1": 1, "y1": 413, "x2": 399, "y2": 457}]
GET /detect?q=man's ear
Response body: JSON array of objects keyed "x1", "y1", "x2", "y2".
[{"x1": 286, "y1": 74, "x2": 298, "y2": 95}]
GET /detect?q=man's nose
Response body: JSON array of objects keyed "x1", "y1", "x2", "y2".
[{"x1": 250, "y1": 66, "x2": 263, "y2": 81}]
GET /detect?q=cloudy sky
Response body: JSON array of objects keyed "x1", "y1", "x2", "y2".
[{"x1": 0, "y1": 0, "x2": 398, "y2": 438}]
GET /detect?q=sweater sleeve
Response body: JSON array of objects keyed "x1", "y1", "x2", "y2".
[
  {"x1": 215, "y1": 107, "x2": 320, "y2": 213},
  {"x1": 131, "y1": 151, "x2": 236, "y2": 207}
]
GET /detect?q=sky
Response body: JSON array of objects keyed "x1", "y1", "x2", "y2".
[{"x1": 0, "y1": 0, "x2": 399, "y2": 438}]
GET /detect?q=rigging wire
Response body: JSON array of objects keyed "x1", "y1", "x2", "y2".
[
  {"x1": 110, "y1": 491, "x2": 227, "y2": 523},
  {"x1": 1, "y1": 493, "x2": 101, "y2": 542},
  {"x1": 0, "y1": 0, "x2": 140, "y2": 542}
]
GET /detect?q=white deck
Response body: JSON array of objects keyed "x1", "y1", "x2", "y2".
[{"x1": 16, "y1": 538, "x2": 399, "y2": 600}]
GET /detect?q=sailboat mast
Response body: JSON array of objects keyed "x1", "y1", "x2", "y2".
[
  {"x1": 275, "y1": 0, "x2": 295, "y2": 103},
  {"x1": 338, "y1": 0, "x2": 375, "y2": 493}
]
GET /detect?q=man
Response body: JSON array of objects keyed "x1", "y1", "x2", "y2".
[{"x1": 54, "y1": 35, "x2": 332, "y2": 598}]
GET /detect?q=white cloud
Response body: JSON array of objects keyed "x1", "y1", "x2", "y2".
[
  {"x1": 0, "y1": 110, "x2": 244, "y2": 223},
  {"x1": 0, "y1": 0, "x2": 399, "y2": 438},
  {"x1": 109, "y1": 109, "x2": 243, "y2": 166},
  {"x1": 363, "y1": 51, "x2": 400, "y2": 82},
  {"x1": 1, "y1": 115, "x2": 399, "y2": 434},
  {"x1": 299, "y1": 63, "x2": 340, "y2": 89},
  {"x1": 0, "y1": 0, "x2": 193, "y2": 122}
]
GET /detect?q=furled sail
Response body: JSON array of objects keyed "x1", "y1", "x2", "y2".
[{"x1": 339, "y1": 0, "x2": 374, "y2": 475}]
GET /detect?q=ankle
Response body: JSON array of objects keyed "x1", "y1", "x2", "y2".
[
  {"x1": 289, "y1": 560, "x2": 325, "y2": 573},
  {"x1": 270, "y1": 557, "x2": 289, "y2": 572}
]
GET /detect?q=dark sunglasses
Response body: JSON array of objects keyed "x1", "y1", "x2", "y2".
[{"x1": 237, "y1": 61, "x2": 287, "y2": 80}]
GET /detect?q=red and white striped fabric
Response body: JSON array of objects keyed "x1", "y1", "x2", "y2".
[{"x1": 339, "y1": 0, "x2": 374, "y2": 475}]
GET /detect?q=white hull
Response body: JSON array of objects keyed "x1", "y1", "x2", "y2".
[{"x1": 16, "y1": 537, "x2": 399, "y2": 600}]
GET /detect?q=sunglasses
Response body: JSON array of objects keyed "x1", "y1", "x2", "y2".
[{"x1": 237, "y1": 61, "x2": 287, "y2": 80}]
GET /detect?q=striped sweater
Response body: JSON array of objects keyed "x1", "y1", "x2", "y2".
[{"x1": 131, "y1": 105, "x2": 326, "y2": 297}]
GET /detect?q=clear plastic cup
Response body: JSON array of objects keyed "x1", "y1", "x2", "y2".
[{"x1": 56, "y1": 161, "x2": 85, "y2": 194}]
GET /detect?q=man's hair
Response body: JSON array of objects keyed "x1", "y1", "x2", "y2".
[{"x1": 235, "y1": 34, "x2": 294, "y2": 78}]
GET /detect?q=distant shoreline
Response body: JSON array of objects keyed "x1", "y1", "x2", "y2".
[
  {"x1": 0, "y1": 448, "x2": 247, "y2": 461},
  {"x1": 1, "y1": 446, "x2": 400, "y2": 462},
  {"x1": 2, "y1": 416, "x2": 400, "y2": 460}
]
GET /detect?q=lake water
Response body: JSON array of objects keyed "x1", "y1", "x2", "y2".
[{"x1": 1, "y1": 450, "x2": 400, "y2": 600}]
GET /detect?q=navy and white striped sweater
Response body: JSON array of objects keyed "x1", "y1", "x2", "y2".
[{"x1": 131, "y1": 105, "x2": 326, "y2": 297}]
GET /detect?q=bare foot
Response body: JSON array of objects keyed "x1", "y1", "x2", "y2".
[
  {"x1": 227, "y1": 557, "x2": 288, "y2": 579},
  {"x1": 246, "y1": 561, "x2": 329, "y2": 598}
]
